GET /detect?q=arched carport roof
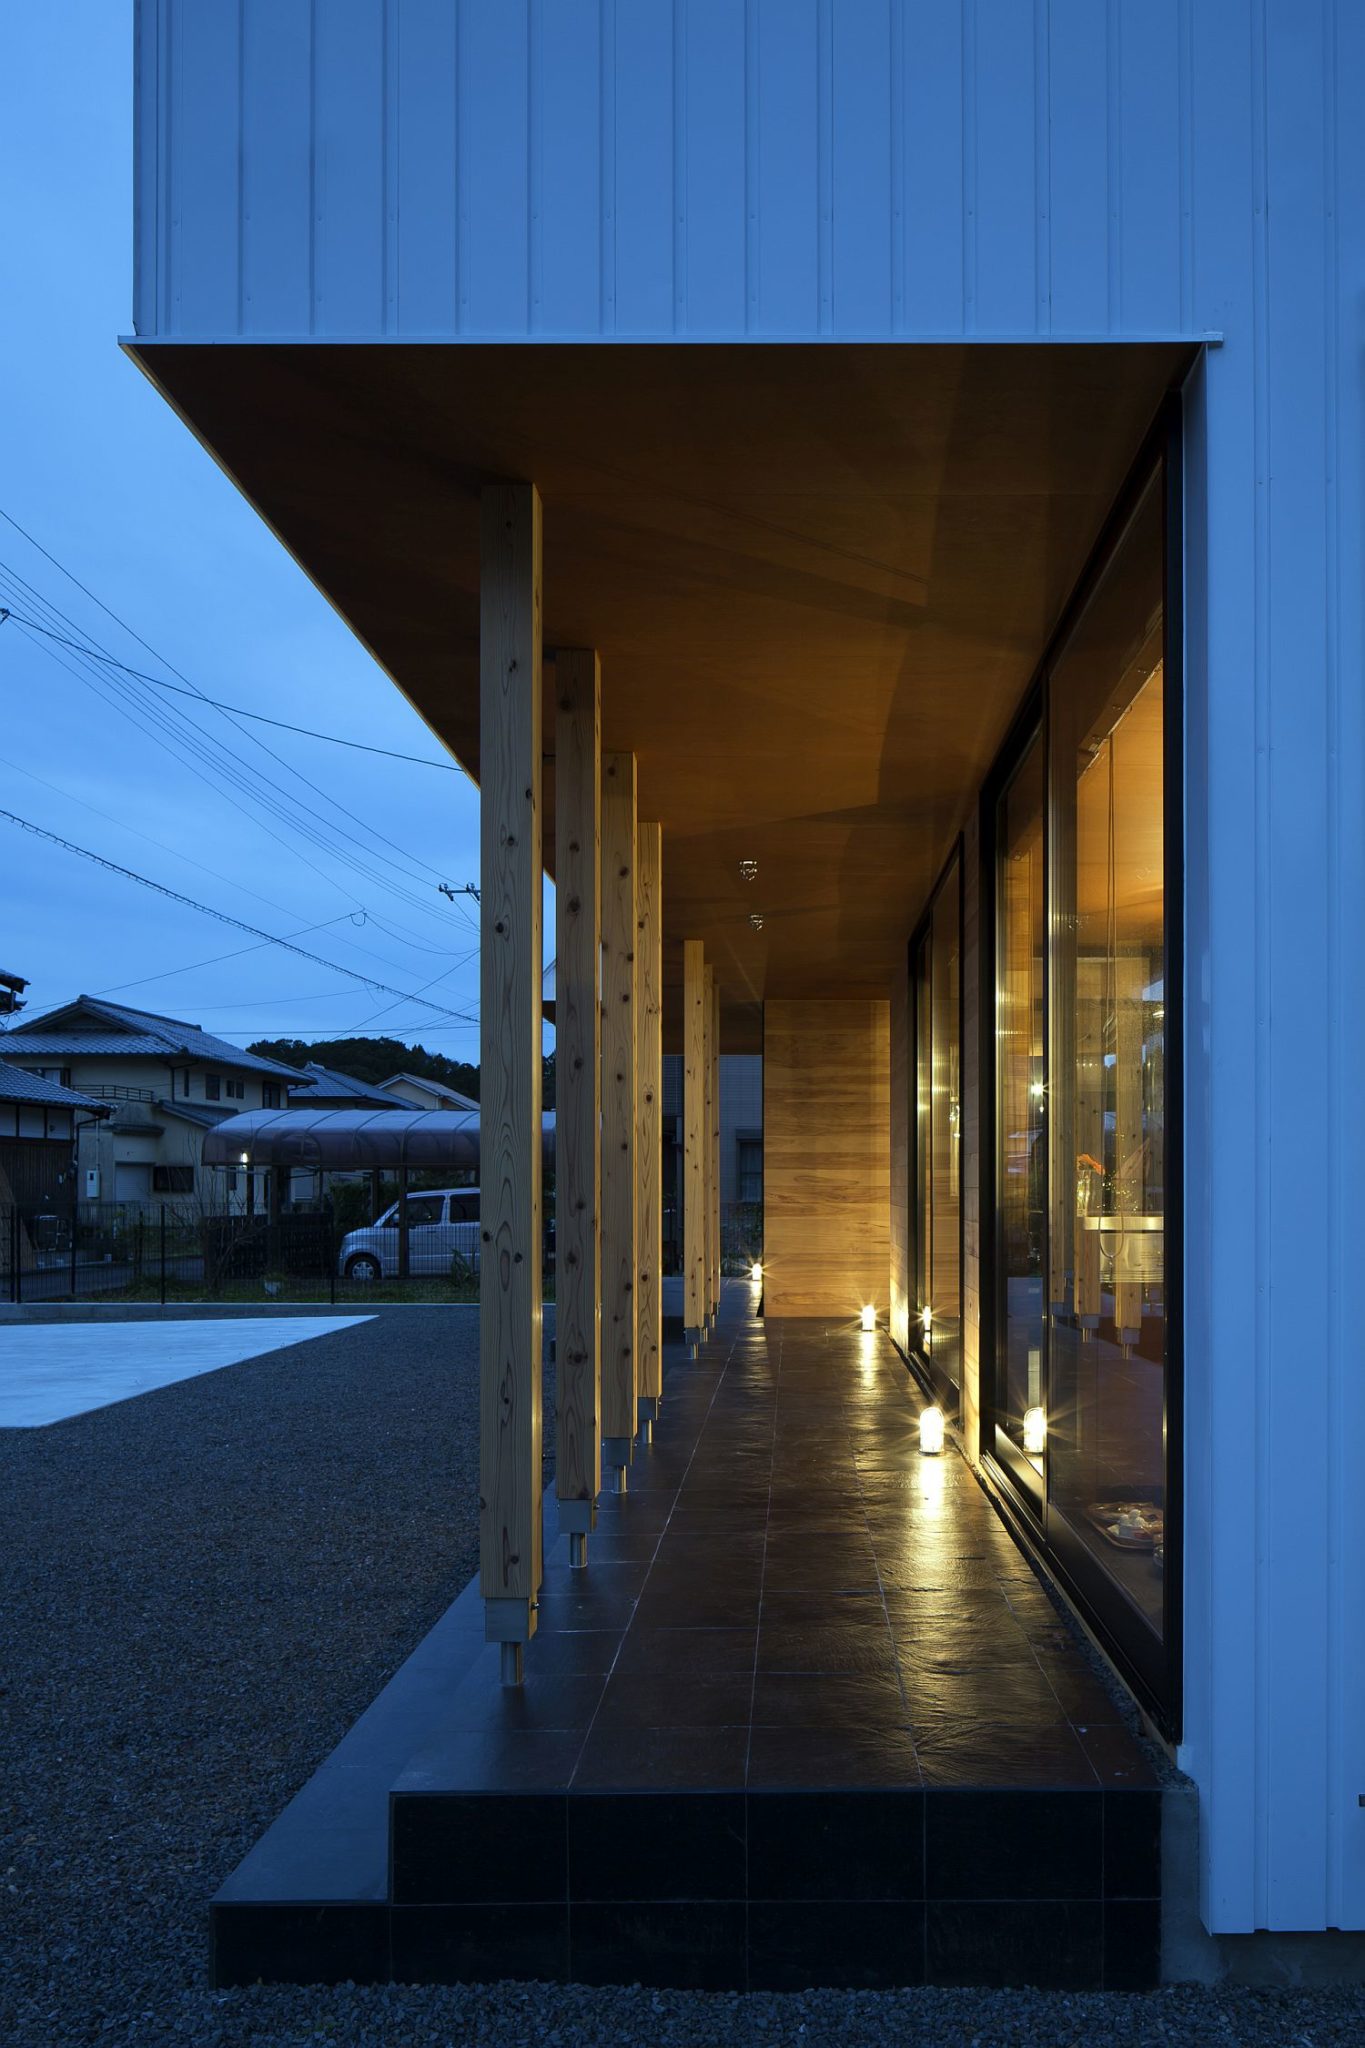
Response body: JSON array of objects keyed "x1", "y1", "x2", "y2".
[{"x1": 202, "y1": 1105, "x2": 555, "y2": 1173}]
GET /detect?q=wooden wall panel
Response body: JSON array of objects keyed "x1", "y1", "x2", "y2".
[{"x1": 763, "y1": 999, "x2": 891, "y2": 1321}]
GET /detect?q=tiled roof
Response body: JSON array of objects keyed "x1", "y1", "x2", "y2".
[
  {"x1": 3, "y1": 997, "x2": 305, "y2": 1078},
  {"x1": 156, "y1": 1098, "x2": 231, "y2": 1130},
  {"x1": 0, "y1": 1060, "x2": 103, "y2": 1111},
  {"x1": 380, "y1": 1072, "x2": 479, "y2": 1112},
  {"x1": 293, "y1": 1061, "x2": 401, "y2": 1106}
]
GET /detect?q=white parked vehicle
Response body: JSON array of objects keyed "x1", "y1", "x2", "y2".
[{"x1": 338, "y1": 1187, "x2": 480, "y2": 1282}]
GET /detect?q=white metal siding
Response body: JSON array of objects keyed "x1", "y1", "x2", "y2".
[{"x1": 131, "y1": 0, "x2": 1365, "y2": 1937}]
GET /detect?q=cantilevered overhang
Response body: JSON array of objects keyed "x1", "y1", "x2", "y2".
[{"x1": 125, "y1": 341, "x2": 1189, "y2": 1047}]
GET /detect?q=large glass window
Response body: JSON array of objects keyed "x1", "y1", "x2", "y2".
[
  {"x1": 912, "y1": 851, "x2": 962, "y2": 1396},
  {"x1": 995, "y1": 739, "x2": 1046, "y2": 1483},
  {"x1": 1047, "y1": 472, "x2": 1167, "y2": 1634},
  {"x1": 988, "y1": 441, "x2": 1173, "y2": 1692}
]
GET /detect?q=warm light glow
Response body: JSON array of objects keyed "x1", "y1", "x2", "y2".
[
  {"x1": 860, "y1": 1303, "x2": 876, "y2": 1332},
  {"x1": 919, "y1": 1405, "x2": 945, "y2": 1455},
  {"x1": 1023, "y1": 1405, "x2": 1048, "y2": 1455},
  {"x1": 921, "y1": 1304, "x2": 933, "y2": 1337},
  {"x1": 750, "y1": 1262, "x2": 763, "y2": 1282}
]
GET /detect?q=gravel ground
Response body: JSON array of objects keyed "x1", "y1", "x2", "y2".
[{"x1": 3, "y1": 1305, "x2": 1362, "y2": 2047}]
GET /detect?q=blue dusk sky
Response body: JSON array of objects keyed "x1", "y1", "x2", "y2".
[{"x1": 1, "y1": 6, "x2": 509, "y2": 1064}]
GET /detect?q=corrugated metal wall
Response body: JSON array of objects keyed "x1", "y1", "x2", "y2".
[
  {"x1": 136, "y1": 0, "x2": 1206, "y2": 343},
  {"x1": 132, "y1": 0, "x2": 1365, "y2": 1940}
]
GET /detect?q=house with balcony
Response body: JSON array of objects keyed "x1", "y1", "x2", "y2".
[
  {"x1": 125, "y1": 0, "x2": 1365, "y2": 1996},
  {"x1": 1, "y1": 995, "x2": 306, "y2": 1211}
]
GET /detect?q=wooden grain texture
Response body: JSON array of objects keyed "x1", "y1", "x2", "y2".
[
  {"x1": 889, "y1": 960, "x2": 911, "y2": 1354},
  {"x1": 713, "y1": 974, "x2": 723, "y2": 1315},
  {"x1": 763, "y1": 999, "x2": 891, "y2": 1320},
  {"x1": 961, "y1": 813, "x2": 982, "y2": 1464},
  {"x1": 601, "y1": 750, "x2": 638, "y2": 1447},
  {"x1": 553, "y1": 650, "x2": 601, "y2": 1528},
  {"x1": 478, "y1": 482, "x2": 543, "y2": 1627},
  {"x1": 683, "y1": 939, "x2": 706, "y2": 1332},
  {"x1": 635, "y1": 822, "x2": 664, "y2": 1404},
  {"x1": 703, "y1": 963, "x2": 716, "y2": 1321}
]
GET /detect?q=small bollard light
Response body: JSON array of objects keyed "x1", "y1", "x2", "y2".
[
  {"x1": 751, "y1": 1262, "x2": 763, "y2": 1282},
  {"x1": 860, "y1": 1303, "x2": 876, "y2": 1332},
  {"x1": 919, "y1": 1405, "x2": 945, "y2": 1455}
]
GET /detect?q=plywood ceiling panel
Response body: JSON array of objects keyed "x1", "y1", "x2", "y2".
[{"x1": 129, "y1": 341, "x2": 1187, "y2": 1047}]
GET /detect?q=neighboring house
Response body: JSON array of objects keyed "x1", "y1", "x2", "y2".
[
  {"x1": 0, "y1": 996, "x2": 306, "y2": 1212},
  {"x1": 0, "y1": 967, "x2": 28, "y2": 1018},
  {"x1": 0, "y1": 1059, "x2": 104, "y2": 1220},
  {"x1": 286, "y1": 1061, "x2": 403, "y2": 1110},
  {"x1": 378, "y1": 1072, "x2": 478, "y2": 1115}
]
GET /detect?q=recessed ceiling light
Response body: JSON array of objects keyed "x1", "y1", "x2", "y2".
[
  {"x1": 739, "y1": 858, "x2": 759, "y2": 882},
  {"x1": 749, "y1": 913, "x2": 764, "y2": 931}
]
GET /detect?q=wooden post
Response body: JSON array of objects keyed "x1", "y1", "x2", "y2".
[
  {"x1": 683, "y1": 940, "x2": 706, "y2": 1350},
  {"x1": 711, "y1": 975, "x2": 722, "y2": 1320},
  {"x1": 703, "y1": 964, "x2": 715, "y2": 1330},
  {"x1": 554, "y1": 651, "x2": 602, "y2": 1565},
  {"x1": 479, "y1": 481, "x2": 544, "y2": 1681},
  {"x1": 601, "y1": 751, "x2": 638, "y2": 1487},
  {"x1": 636, "y1": 822, "x2": 664, "y2": 1432}
]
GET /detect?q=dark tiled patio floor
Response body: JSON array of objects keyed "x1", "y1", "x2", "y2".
[{"x1": 214, "y1": 1288, "x2": 1165, "y2": 1992}]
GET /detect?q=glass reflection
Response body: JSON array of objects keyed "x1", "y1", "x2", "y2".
[
  {"x1": 996, "y1": 735, "x2": 1047, "y2": 1477},
  {"x1": 912, "y1": 855, "x2": 962, "y2": 1392},
  {"x1": 1048, "y1": 474, "x2": 1166, "y2": 1634}
]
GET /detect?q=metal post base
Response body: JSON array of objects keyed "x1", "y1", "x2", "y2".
[
  {"x1": 569, "y1": 1530, "x2": 588, "y2": 1569},
  {"x1": 500, "y1": 1641, "x2": 525, "y2": 1687},
  {"x1": 684, "y1": 1325, "x2": 701, "y2": 1356},
  {"x1": 611, "y1": 1464, "x2": 628, "y2": 1494},
  {"x1": 638, "y1": 1415, "x2": 653, "y2": 1446}
]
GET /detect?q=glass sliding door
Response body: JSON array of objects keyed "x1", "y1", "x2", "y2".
[
  {"x1": 994, "y1": 738, "x2": 1047, "y2": 1501},
  {"x1": 1047, "y1": 471, "x2": 1168, "y2": 1636},
  {"x1": 985, "y1": 416, "x2": 1178, "y2": 1720},
  {"x1": 911, "y1": 850, "x2": 962, "y2": 1401}
]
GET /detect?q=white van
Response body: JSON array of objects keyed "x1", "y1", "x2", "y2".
[{"x1": 337, "y1": 1188, "x2": 479, "y2": 1281}]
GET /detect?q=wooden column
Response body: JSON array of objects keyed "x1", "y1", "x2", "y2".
[
  {"x1": 554, "y1": 651, "x2": 601, "y2": 1565},
  {"x1": 636, "y1": 822, "x2": 664, "y2": 1430},
  {"x1": 703, "y1": 963, "x2": 715, "y2": 1330},
  {"x1": 601, "y1": 751, "x2": 638, "y2": 1485},
  {"x1": 683, "y1": 940, "x2": 706, "y2": 1349},
  {"x1": 711, "y1": 975, "x2": 722, "y2": 1320},
  {"x1": 478, "y1": 481, "x2": 544, "y2": 1681}
]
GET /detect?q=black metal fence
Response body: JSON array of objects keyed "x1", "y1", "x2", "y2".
[
  {"x1": 662, "y1": 1200, "x2": 763, "y2": 1279},
  {"x1": 0, "y1": 1201, "x2": 490, "y2": 1307}
]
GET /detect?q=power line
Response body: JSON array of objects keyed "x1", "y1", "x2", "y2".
[
  {"x1": 0, "y1": 807, "x2": 478, "y2": 1025},
  {"x1": 0, "y1": 609, "x2": 462, "y2": 773},
  {"x1": 0, "y1": 536, "x2": 472, "y2": 936}
]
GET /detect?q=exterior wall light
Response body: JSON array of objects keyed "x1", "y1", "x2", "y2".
[
  {"x1": 921, "y1": 1304, "x2": 933, "y2": 1340},
  {"x1": 238, "y1": 1152, "x2": 249, "y2": 1166},
  {"x1": 860, "y1": 1304, "x2": 876, "y2": 1332},
  {"x1": 751, "y1": 1261, "x2": 763, "y2": 1282},
  {"x1": 1023, "y1": 1405, "x2": 1048, "y2": 1455},
  {"x1": 919, "y1": 1406, "x2": 945, "y2": 1455}
]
